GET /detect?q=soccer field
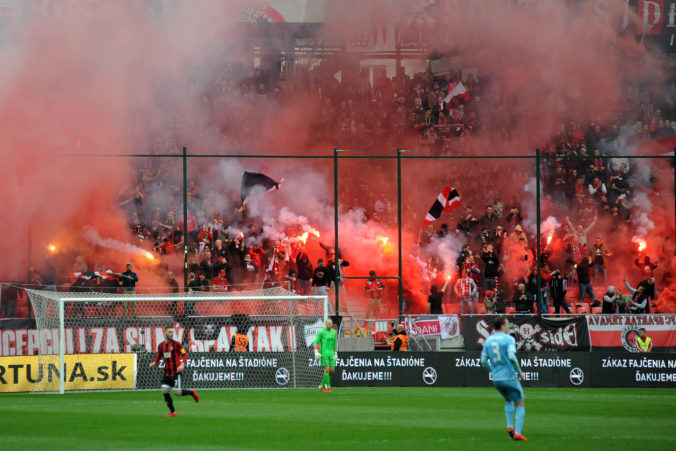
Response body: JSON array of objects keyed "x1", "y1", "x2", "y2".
[{"x1": 1, "y1": 387, "x2": 674, "y2": 450}]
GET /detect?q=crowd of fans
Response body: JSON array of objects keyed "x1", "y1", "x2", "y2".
[{"x1": 2, "y1": 63, "x2": 674, "y2": 319}]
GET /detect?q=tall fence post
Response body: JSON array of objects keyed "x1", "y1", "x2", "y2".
[
  {"x1": 536, "y1": 148, "x2": 542, "y2": 315},
  {"x1": 397, "y1": 149, "x2": 403, "y2": 318},
  {"x1": 183, "y1": 147, "x2": 189, "y2": 293},
  {"x1": 333, "y1": 148, "x2": 340, "y2": 316}
]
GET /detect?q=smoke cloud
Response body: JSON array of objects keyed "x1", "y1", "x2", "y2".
[{"x1": 0, "y1": 1, "x2": 672, "y2": 315}]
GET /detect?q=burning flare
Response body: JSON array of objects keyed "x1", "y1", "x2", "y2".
[
  {"x1": 145, "y1": 251, "x2": 155, "y2": 260},
  {"x1": 298, "y1": 228, "x2": 320, "y2": 245},
  {"x1": 546, "y1": 235, "x2": 553, "y2": 246},
  {"x1": 632, "y1": 236, "x2": 647, "y2": 253},
  {"x1": 48, "y1": 243, "x2": 56, "y2": 253}
]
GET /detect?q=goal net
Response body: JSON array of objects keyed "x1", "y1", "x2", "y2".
[{"x1": 24, "y1": 288, "x2": 328, "y2": 393}]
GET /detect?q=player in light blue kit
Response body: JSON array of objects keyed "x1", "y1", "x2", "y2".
[{"x1": 480, "y1": 316, "x2": 527, "y2": 441}]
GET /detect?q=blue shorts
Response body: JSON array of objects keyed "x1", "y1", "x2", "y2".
[{"x1": 493, "y1": 379, "x2": 524, "y2": 403}]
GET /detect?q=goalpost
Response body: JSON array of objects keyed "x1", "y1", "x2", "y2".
[{"x1": 24, "y1": 288, "x2": 329, "y2": 394}]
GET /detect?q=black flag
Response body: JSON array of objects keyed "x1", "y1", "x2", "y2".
[{"x1": 241, "y1": 171, "x2": 280, "y2": 205}]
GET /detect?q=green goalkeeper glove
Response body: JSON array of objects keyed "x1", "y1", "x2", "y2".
[
  {"x1": 314, "y1": 351, "x2": 321, "y2": 360},
  {"x1": 334, "y1": 352, "x2": 338, "y2": 361}
]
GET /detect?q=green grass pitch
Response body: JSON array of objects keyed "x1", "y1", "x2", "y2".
[{"x1": 1, "y1": 387, "x2": 675, "y2": 450}]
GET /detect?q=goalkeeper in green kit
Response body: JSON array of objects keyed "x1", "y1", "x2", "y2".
[{"x1": 313, "y1": 318, "x2": 338, "y2": 392}]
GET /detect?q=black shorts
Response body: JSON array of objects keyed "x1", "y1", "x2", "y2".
[{"x1": 161, "y1": 375, "x2": 179, "y2": 388}]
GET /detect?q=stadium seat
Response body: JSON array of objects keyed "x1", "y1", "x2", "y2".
[
  {"x1": 446, "y1": 303, "x2": 460, "y2": 314},
  {"x1": 576, "y1": 304, "x2": 591, "y2": 314},
  {"x1": 373, "y1": 331, "x2": 387, "y2": 344},
  {"x1": 505, "y1": 306, "x2": 516, "y2": 314},
  {"x1": 591, "y1": 307, "x2": 602, "y2": 314}
]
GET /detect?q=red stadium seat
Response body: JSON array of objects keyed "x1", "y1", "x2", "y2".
[
  {"x1": 576, "y1": 304, "x2": 591, "y2": 314},
  {"x1": 446, "y1": 303, "x2": 460, "y2": 314},
  {"x1": 373, "y1": 331, "x2": 387, "y2": 344},
  {"x1": 505, "y1": 306, "x2": 517, "y2": 314},
  {"x1": 591, "y1": 307, "x2": 602, "y2": 314}
]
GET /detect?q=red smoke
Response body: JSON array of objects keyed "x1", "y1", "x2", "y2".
[{"x1": 0, "y1": 1, "x2": 672, "y2": 316}]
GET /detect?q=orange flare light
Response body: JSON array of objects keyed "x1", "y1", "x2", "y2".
[
  {"x1": 546, "y1": 235, "x2": 552, "y2": 246},
  {"x1": 48, "y1": 244, "x2": 56, "y2": 253},
  {"x1": 145, "y1": 252, "x2": 155, "y2": 260},
  {"x1": 638, "y1": 241, "x2": 646, "y2": 252}
]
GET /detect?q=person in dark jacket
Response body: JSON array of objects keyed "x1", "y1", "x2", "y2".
[
  {"x1": 296, "y1": 252, "x2": 314, "y2": 295},
  {"x1": 513, "y1": 283, "x2": 533, "y2": 313},
  {"x1": 481, "y1": 245, "x2": 499, "y2": 293},
  {"x1": 549, "y1": 269, "x2": 570, "y2": 314},
  {"x1": 624, "y1": 277, "x2": 649, "y2": 313},
  {"x1": 312, "y1": 259, "x2": 330, "y2": 296},
  {"x1": 576, "y1": 256, "x2": 598, "y2": 306}
]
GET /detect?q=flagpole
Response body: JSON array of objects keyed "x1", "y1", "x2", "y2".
[
  {"x1": 397, "y1": 149, "x2": 403, "y2": 318},
  {"x1": 536, "y1": 148, "x2": 542, "y2": 315},
  {"x1": 333, "y1": 148, "x2": 340, "y2": 316},
  {"x1": 183, "y1": 147, "x2": 189, "y2": 293}
]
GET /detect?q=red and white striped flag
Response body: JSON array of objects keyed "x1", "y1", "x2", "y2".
[
  {"x1": 423, "y1": 186, "x2": 461, "y2": 227},
  {"x1": 443, "y1": 82, "x2": 471, "y2": 106}
]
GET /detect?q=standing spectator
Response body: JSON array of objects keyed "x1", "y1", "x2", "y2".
[
  {"x1": 636, "y1": 328, "x2": 653, "y2": 352},
  {"x1": 602, "y1": 286, "x2": 619, "y2": 314},
  {"x1": 513, "y1": 283, "x2": 534, "y2": 313},
  {"x1": 118, "y1": 263, "x2": 138, "y2": 316},
  {"x1": 589, "y1": 237, "x2": 612, "y2": 284},
  {"x1": 566, "y1": 215, "x2": 597, "y2": 248},
  {"x1": 212, "y1": 239, "x2": 228, "y2": 260},
  {"x1": 638, "y1": 277, "x2": 657, "y2": 308},
  {"x1": 480, "y1": 205, "x2": 500, "y2": 230},
  {"x1": 296, "y1": 252, "x2": 313, "y2": 295},
  {"x1": 167, "y1": 271, "x2": 179, "y2": 316},
  {"x1": 454, "y1": 271, "x2": 478, "y2": 314},
  {"x1": 199, "y1": 250, "x2": 215, "y2": 280},
  {"x1": 492, "y1": 195, "x2": 504, "y2": 218},
  {"x1": 623, "y1": 277, "x2": 648, "y2": 313},
  {"x1": 461, "y1": 254, "x2": 481, "y2": 288},
  {"x1": 505, "y1": 206, "x2": 523, "y2": 228},
  {"x1": 576, "y1": 257, "x2": 598, "y2": 306},
  {"x1": 568, "y1": 235, "x2": 584, "y2": 267},
  {"x1": 365, "y1": 270, "x2": 385, "y2": 318},
  {"x1": 634, "y1": 256, "x2": 658, "y2": 279},
  {"x1": 327, "y1": 256, "x2": 350, "y2": 295},
  {"x1": 457, "y1": 206, "x2": 479, "y2": 236},
  {"x1": 312, "y1": 259, "x2": 330, "y2": 298},
  {"x1": 426, "y1": 279, "x2": 450, "y2": 314},
  {"x1": 481, "y1": 245, "x2": 500, "y2": 294}
]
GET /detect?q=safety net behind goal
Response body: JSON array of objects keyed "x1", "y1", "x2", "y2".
[{"x1": 24, "y1": 288, "x2": 328, "y2": 393}]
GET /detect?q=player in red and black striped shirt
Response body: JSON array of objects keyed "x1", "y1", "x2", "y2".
[{"x1": 149, "y1": 327, "x2": 199, "y2": 417}]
